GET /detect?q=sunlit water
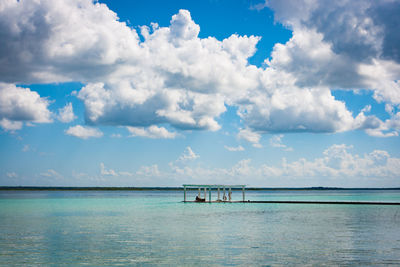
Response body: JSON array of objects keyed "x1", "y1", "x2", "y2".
[{"x1": 1, "y1": 190, "x2": 400, "y2": 266}]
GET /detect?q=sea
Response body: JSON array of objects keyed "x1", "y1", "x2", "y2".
[{"x1": 1, "y1": 189, "x2": 400, "y2": 266}]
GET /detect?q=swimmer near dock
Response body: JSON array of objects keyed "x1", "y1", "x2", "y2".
[{"x1": 182, "y1": 184, "x2": 400, "y2": 205}]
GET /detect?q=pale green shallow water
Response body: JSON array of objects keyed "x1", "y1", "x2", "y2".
[{"x1": 1, "y1": 190, "x2": 400, "y2": 266}]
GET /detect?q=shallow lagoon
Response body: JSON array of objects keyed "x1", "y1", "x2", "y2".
[{"x1": 1, "y1": 190, "x2": 400, "y2": 265}]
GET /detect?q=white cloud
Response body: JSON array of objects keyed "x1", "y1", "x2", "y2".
[
  {"x1": 62, "y1": 144, "x2": 400, "y2": 186},
  {"x1": 100, "y1": 163, "x2": 118, "y2": 176},
  {"x1": 0, "y1": 83, "x2": 52, "y2": 130},
  {"x1": 127, "y1": 125, "x2": 177, "y2": 139},
  {"x1": 178, "y1": 146, "x2": 199, "y2": 161},
  {"x1": 269, "y1": 134, "x2": 293, "y2": 151},
  {"x1": 136, "y1": 165, "x2": 160, "y2": 177},
  {"x1": 273, "y1": 144, "x2": 400, "y2": 179},
  {"x1": 224, "y1": 145, "x2": 245, "y2": 152},
  {"x1": 0, "y1": 0, "x2": 141, "y2": 84},
  {"x1": 0, "y1": 118, "x2": 22, "y2": 131},
  {"x1": 110, "y1": 133, "x2": 122, "y2": 138},
  {"x1": 6, "y1": 172, "x2": 18, "y2": 178},
  {"x1": 365, "y1": 128, "x2": 398, "y2": 138},
  {"x1": 57, "y1": 103, "x2": 76, "y2": 123},
  {"x1": 166, "y1": 144, "x2": 400, "y2": 185},
  {"x1": 258, "y1": 0, "x2": 400, "y2": 136},
  {"x1": 99, "y1": 163, "x2": 138, "y2": 177},
  {"x1": 99, "y1": 162, "x2": 161, "y2": 178},
  {"x1": 39, "y1": 169, "x2": 62, "y2": 179},
  {"x1": 237, "y1": 128, "x2": 262, "y2": 148},
  {"x1": 22, "y1": 144, "x2": 30, "y2": 152},
  {"x1": 169, "y1": 9, "x2": 200, "y2": 42},
  {"x1": 65, "y1": 125, "x2": 103, "y2": 139},
  {"x1": 0, "y1": 1, "x2": 398, "y2": 137},
  {"x1": 362, "y1": 111, "x2": 400, "y2": 137},
  {"x1": 118, "y1": 171, "x2": 134, "y2": 177}
]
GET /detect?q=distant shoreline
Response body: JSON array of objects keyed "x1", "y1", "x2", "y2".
[{"x1": 1, "y1": 186, "x2": 400, "y2": 191}]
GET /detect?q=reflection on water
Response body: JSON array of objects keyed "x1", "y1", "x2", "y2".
[{"x1": 0, "y1": 190, "x2": 400, "y2": 265}]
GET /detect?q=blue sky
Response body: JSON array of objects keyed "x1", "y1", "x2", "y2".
[{"x1": 1, "y1": 0, "x2": 400, "y2": 187}]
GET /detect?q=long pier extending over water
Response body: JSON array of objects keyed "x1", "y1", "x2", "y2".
[
  {"x1": 185, "y1": 200, "x2": 400, "y2": 205},
  {"x1": 182, "y1": 184, "x2": 400, "y2": 205},
  {"x1": 248, "y1": 200, "x2": 400, "y2": 205},
  {"x1": 184, "y1": 200, "x2": 400, "y2": 205}
]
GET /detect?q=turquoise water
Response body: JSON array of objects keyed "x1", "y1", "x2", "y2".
[{"x1": 1, "y1": 190, "x2": 400, "y2": 266}]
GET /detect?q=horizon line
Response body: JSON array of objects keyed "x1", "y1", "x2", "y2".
[{"x1": 1, "y1": 186, "x2": 400, "y2": 191}]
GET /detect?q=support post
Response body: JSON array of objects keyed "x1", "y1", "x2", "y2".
[
  {"x1": 198, "y1": 188, "x2": 201, "y2": 197},
  {"x1": 204, "y1": 187, "x2": 207, "y2": 200},
  {"x1": 209, "y1": 186, "x2": 211, "y2": 202},
  {"x1": 223, "y1": 187, "x2": 226, "y2": 201},
  {"x1": 242, "y1": 186, "x2": 245, "y2": 202},
  {"x1": 228, "y1": 188, "x2": 232, "y2": 202},
  {"x1": 184, "y1": 186, "x2": 186, "y2": 202},
  {"x1": 217, "y1": 187, "x2": 220, "y2": 200}
]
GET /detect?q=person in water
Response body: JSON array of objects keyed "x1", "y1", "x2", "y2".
[{"x1": 195, "y1": 195, "x2": 205, "y2": 202}]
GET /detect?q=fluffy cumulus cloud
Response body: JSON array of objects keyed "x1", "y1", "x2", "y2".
[
  {"x1": 65, "y1": 125, "x2": 103, "y2": 139},
  {"x1": 136, "y1": 165, "x2": 160, "y2": 177},
  {"x1": 166, "y1": 144, "x2": 400, "y2": 186},
  {"x1": 262, "y1": 0, "x2": 400, "y2": 135},
  {"x1": 178, "y1": 146, "x2": 199, "y2": 161},
  {"x1": 0, "y1": 83, "x2": 52, "y2": 130},
  {"x1": 100, "y1": 163, "x2": 118, "y2": 176},
  {"x1": 0, "y1": 0, "x2": 141, "y2": 83},
  {"x1": 273, "y1": 144, "x2": 400, "y2": 179},
  {"x1": 9, "y1": 143, "x2": 397, "y2": 186},
  {"x1": 0, "y1": 0, "x2": 399, "y2": 136},
  {"x1": 57, "y1": 103, "x2": 76, "y2": 123}
]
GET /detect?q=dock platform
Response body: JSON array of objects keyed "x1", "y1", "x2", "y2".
[
  {"x1": 184, "y1": 200, "x2": 400, "y2": 205},
  {"x1": 182, "y1": 185, "x2": 400, "y2": 205}
]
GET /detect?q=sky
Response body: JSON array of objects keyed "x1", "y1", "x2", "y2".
[{"x1": 0, "y1": 0, "x2": 400, "y2": 187}]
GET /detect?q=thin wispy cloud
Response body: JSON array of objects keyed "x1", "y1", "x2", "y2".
[
  {"x1": 269, "y1": 135, "x2": 293, "y2": 151},
  {"x1": 127, "y1": 125, "x2": 177, "y2": 139},
  {"x1": 224, "y1": 145, "x2": 245, "y2": 152},
  {"x1": 65, "y1": 125, "x2": 103, "y2": 139}
]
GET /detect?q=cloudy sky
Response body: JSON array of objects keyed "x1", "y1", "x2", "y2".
[{"x1": 1, "y1": 0, "x2": 399, "y2": 187}]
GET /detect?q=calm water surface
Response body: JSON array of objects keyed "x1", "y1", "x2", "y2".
[{"x1": 1, "y1": 190, "x2": 400, "y2": 266}]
